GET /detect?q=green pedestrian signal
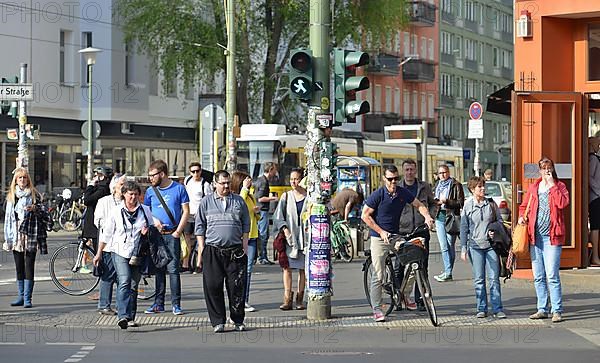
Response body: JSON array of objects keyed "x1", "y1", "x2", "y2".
[
  {"x1": 289, "y1": 49, "x2": 313, "y2": 102},
  {"x1": 1, "y1": 76, "x2": 19, "y2": 118},
  {"x1": 334, "y1": 49, "x2": 370, "y2": 125}
]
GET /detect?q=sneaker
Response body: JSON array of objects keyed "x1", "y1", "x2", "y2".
[
  {"x1": 373, "y1": 308, "x2": 386, "y2": 322},
  {"x1": 476, "y1": 311, "x2": 487, "y2": 318},
  {"x1": 494, "y1": 311, "x2": 507, "y2": 319},
  {"x1": 144, "y1": 303, "x2": 165, "y2": 314},
  {"x1": 213, "y1": 324, "x2": 225, "y2": 333},
  {"x1": 98, "y1": 308, "x2": 117, "y2": 316},
  {"x1": 127, "y1": 320, "x2": 139, "y2": 327},
  {"x1": 529, "y1": 311, "x2": 548, "y2": 320},
  {"x1": 234, "y1": 323, "x2": 246, "y2": 332},
  {"x1": 192, "y1": 267, "x2": 202, "y2": 274},
  {"x1": 79, "y1": 265, "x2": 92, "y2": 274},
  {"x1": 172, "y1": 305, "x2": 184, "y2": 315},
  {"x1": 245, "y1": 303, "x2": 256, "y2": 312},
  {"x1": 434, "y1": 273, "x2": 452, "y2": 282},
  {"x1": 117, "y1": 318, "x2": 128, "y2": 329},
  {"x1": 552, "y1": 312, "x2": 563, "y2": 323}
]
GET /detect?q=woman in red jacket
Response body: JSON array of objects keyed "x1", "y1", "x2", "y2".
[{"x1": 518, "y1": 157, "x2": 569, "y2": 323}]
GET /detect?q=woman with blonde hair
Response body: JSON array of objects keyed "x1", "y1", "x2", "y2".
[{"x1": 3, "y1": 168, "x2": 50, "y2": 308}]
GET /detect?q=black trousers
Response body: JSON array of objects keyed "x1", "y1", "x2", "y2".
[
  {"x1": 13, "y1": 250, "x2": 37, "y2": 281},
  {"x1": 202, "y1": 245, "x2": 247, "y2": 327}
]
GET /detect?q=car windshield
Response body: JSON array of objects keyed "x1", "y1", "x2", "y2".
[{"x1": 485, "y1": 182, "x2": 502, "y2": 197}]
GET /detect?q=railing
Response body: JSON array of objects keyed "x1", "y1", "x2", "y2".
[
  {"x1": 367, "y1": 52, "x2": 401, "y2": 76},
  {"x1": 409, "y1": 1, "x2": 437, "y2": 27},
  {"x1": 465, "y1": 58, "x2": 478, "y2": 72},
  {"x1": 402, "y1": 59, "x2": 436, "y2": 83},
  {"x1": 441, "y1": 52, "x2": 455, "y2": 65}
]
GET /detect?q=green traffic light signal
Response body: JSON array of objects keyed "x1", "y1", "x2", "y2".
[
  {"x1": 334, "y1": 49, "x2": 371, "y2": 125},
  {"x1": 289, "y1": 49, "x2": 313, "y2": 102}
]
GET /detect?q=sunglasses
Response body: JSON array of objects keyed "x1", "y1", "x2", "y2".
[
  {"x1": 385, "y1": 177, "x2": 399, "y2": 182},
  {"x1": 190, "y1": 169, "x2": 201, "y2": 174}
]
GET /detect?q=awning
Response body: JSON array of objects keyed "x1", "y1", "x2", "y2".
[
  {"x1": 486, "y1": 82, "x2": 513, "y2": 116},
  {"x1": 337, "y1": 156, "x2": 380, "y2": 167}
]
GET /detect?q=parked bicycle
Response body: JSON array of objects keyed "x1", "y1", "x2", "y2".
[
  {"x1": 49, "y1": 236, "x2": 156, "y2": 300},
  {"x1": 58, "y1": 194, "x2": 85, "y2": 232},
  {"x1": 362, "y1": 224, "x2": 438, "y2": 327},
  {"x1": 330, "y1": 218, "x2": 354, "y2": 262}
]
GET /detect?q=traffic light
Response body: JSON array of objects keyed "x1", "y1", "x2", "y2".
[
  {"x1": 334, "y1": 49, "x2": 370, "y2": 125},
  {"x1": 288, "y1": 49, "x2": 313, "y2": 102},
  {"x1": 320, "y1": 140, "x2": 338, "y2": 197},
  {"x1": 1, "y1": 76, "x2": 19, "y2": 118}
]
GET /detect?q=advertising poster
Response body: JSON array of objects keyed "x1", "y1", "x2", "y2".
[{"x1": 308, "y1": 214, "x2": 331, "y2": 293}]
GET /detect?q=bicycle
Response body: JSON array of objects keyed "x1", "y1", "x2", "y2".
[
  {"x1": 49, "y1": 236, "x2": 156, "y2": 300},
  {"x1": 59, "y1": 195, "x2": 85, "y2": 232},
  {"x1": 362, "y1": 224, "x2": 438, "y2": 327},
  {"x1": 330, "y1": 218, "x2": 354, "y2": 263}
]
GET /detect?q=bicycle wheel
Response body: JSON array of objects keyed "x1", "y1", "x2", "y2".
[
  {"x1": 415, "y1": 268, "x2": 438, "y2": 327},
  {"x1": 337, "y1": 226, "x2": 354, "y2": 263},
  {"x1": 49, "y1": 244, "x2": 99, "y2": 296},
  {"x1": 363, "y1": 257, "x2": 396, "y2": 316},
  {"x1": 59, "y1": 209, "x2": 83, "y2": 231},
  {"x1": 138, "y1": 275, "x2": 156, "y2": 300}
]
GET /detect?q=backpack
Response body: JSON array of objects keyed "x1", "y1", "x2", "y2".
[{"x1": 185, "y1": 175, "x2": 210, "y2": 198}]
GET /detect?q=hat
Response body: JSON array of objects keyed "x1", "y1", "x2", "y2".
[{"x1": 94, "y1": 166, "x2": 113, "y2": 176}]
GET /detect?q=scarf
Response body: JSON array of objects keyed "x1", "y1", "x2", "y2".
[
  {"x1": 14, "y1": 187, "x2": 33, "y2": 221},
  {"x1": 435, "y1": 178, "x2": 452, "y2": 200}
]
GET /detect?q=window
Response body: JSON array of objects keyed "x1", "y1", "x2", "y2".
[
  {"x1": 441, "y1": 73, "x2": 451, "y2": 96},
  {"x1": 185, "y1": 84, "x2": 195, "y2": 101},
  {"x1": 385, "y1": 86, "x2": 392, "y2": 113},
  {"x1": 442, "y1": 0, "x2": 451, "y2": 14},
  {"x1": 149, "y1": 63, "x2": 158, "y2": 96},
  {"x1": 59, "y1": 30, "x2": 66, "y2": 83},
  {"x1": 479, "y1": 4, "x2": 485, "y2": 26},
  {"x1": 420, "y1": 92, "x2": 427, "y2": 118},
  {"x1": 441, "y1": 32, "x2": 451, "y2": 54},
  {"x1": 589, "y1": 24, "x2": 600, "y2": 81},
  {"x1": 428, "y1": 94, "x2": 434, "y2": 118},
  {"x1": 81, "y1": 32, "x2": 92, "y2": 84},
  {"x1": 454, "y1": 35, "x2": 462, "y2": 57},
  {"x1": 455, "y1": 76, "x2": 462, "y2": 98},
  {"x1": 428, "y1": 38, "x2": 434, "y2": 61},
  {"x1": 421, "y1": 36, "x2": 427, "y2": 58},
  {"x1": 441, "y1": 115, "x2": 451, "y2": 136},
  {"x1": 375, "y1": 84, "x2": 382, "y2": 112},
  {"x1": 394, "y1": 88, "x2": 401, "y2": 114},
  {"x1": 165, "y1": 72, "x2": 177, "y2": 98},
  {"x1": 403, "y1": 89, "x2": 410, "y2": 116},
  {"x1": 404, "y1": 32, "x2": 410, "y2": 55},
  {"x1": 479, "y1": 42, "x2": 485, "y2": 64},
  {"x1": 395, "y1": 31, "x2": 401, "y2": 53},
  {"x1": 465, "y1": 1, "x2": 476, "y2": 21},
  {"x1": 412, "y1": 91, "x2": 418, "y2": 117},
  {"x1": 493, "y1": 47, "x2": 499, "y2": 67},
  {"x1": 411, "y1": 34, "x2": 418, "y2": 56},
  {"x1": 502, "y1": 124, "x2": 509, "y2": 143},
  {"x1": 125, "y1": 42, "x2": 134, "y2": 86},
  {"x1": 465, "y1": 38, "x2": 476, "y2": 60}
]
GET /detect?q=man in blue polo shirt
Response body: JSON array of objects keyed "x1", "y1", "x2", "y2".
[
  {"x1": 361, "y1": 165, "x2": 434, "y2": 322},
  {"x1": 143, "y1": 160, "x2": 190, "y2": 316}
]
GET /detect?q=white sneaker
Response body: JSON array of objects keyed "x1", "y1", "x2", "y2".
[{"x1": 244, "y1": 303, "x2": 256, "y2": 312}]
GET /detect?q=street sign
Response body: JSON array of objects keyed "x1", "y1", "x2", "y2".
[
  {"x1": 468, "y1": 118, "x2": 483, "y2": 139},
  {"x1": 316, "y1": 113, "x2": 333, "y2": 128},
  {"x1": 201, "y1": 104, "x2": 226, "y2": 130},
  {"x1": 469, "y1": 101, "x2": 483, "y2": 120},
  {"x1": 6, "y1": 128, "x2": 17, "y2": 140},
  {"x1": 384, "y1": 125, "x2": 423, "y2": 144},
  {"x1": 0, "y1": 84, "x2": 33, "y2": 101},
  {"x1": 81, "y1": 140, "x2": 102, "y2": 156},
  {"x1": 81, "y1": 121, "x2": 101, "y2": 139}
]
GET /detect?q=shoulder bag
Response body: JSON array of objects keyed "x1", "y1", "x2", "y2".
[{"x1": 512, "y1": 194, "x2": 532, "y2": 258}]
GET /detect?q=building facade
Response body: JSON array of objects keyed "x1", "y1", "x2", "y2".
[
  {"x1": 439, "y1": 0, "x2": 513, "y2": 180},
  {"x1": 0, "y1": 0, "x2": 201, "y2": 196}
]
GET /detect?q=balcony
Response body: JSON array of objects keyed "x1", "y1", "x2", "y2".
[
  {"x1": 441, "y1": 52, "x2": 455, "y2": 65},
  {"x1": 501, "y1": 31, "x2": 513, "y2": 43},
  {"x1": 363, "y1": 112, "x2": 401, "y2": 133},
  {"x1": 501, "y1": 67, "x2": 513, "y2": 79},
  {"x1": 409, "y1": 1, "x2": 437, "y2": 27},
  {"x1": 367, "y1": 52, "x2": 401, "y2": 76},
  {"x1": 441, "y1": 94, "x2": 454, "y2": 107},
  {"x1": 402, "y1": 58, "x2": 435, "y2": 83},
  {"x1": 465, "y1": 19, "x2": 478, "y2": 32},
  {"x1": 401, "y1": 116, "x2": 430, "y2": 124},
  {"x1": 465, "y1": 58, "x2": 478, "y2": 72},
  {"x1": 441, "y1": 10, "x2": 454, "y2": 25}
]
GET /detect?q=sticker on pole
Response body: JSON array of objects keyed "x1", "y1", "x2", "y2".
[
  {"x1": 308, "y1": 215, "x2": 331, "y2": 293},
  {"x1": 469, "y1": 102, "x2": 483, "y2": 120}
]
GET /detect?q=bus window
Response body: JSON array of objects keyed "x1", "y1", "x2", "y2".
[{"x1": 237, "y1": 140, "x2": 283, "y2": 180}]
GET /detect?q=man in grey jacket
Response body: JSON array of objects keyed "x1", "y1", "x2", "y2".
[
  {"x1": 195, "y1": 170, "x2": 250, "y2": 333},
  {"x1": 397, "y1": 159, "x2": 437, "y2": 311}
]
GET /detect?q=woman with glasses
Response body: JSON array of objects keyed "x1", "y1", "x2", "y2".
[
  {"x1": 230, "y1": 171, "x2": 260, "y2": 312},
  {"x1": 433, "y1": 165, "x2": 465, "y2": 282},
  {"x1": 94, "y1": 180, "x2": 152, "y2": 329},
  {"x1": 273, "y1": 168, "x2": 308, "y2": 310},
  {"x1": 518, "y1": 157, "x2": 569, "y2": 323}
]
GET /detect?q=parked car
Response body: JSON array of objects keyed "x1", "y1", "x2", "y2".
[{"x1": 462, "y1": 181, "x2": 512, "y2": 221}]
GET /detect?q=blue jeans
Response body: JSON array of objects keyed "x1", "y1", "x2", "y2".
[
  {"x1": 258, "y1": 211, "x2": 270, "y2": 261},
  {"x1": 245, "y1": 238, "x2": 257, "y2": 303},
  {"x1": 112, "y1": 253, "x2": 142, "y2": 321},
  {"x1": 435, "y1": 215, "x2": 457, "y2": 276},
  {"x1": 98, "y1": 251, "x2": 117, "y2": 310},
  {"x1": 530, "y1": 235, "x2": 563, "y2": 314},
  {"x1": 154, "y1": 235, "x2": 182, "y2": 307},
  {"x1": 468, "y1": 247, "x2": 503, "y2": 313}
]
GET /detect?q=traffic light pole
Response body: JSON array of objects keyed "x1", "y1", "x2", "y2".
[
  {"x1": 17, "y1": 63, "x2": 28, "y2": 170},
  {"x1": 225, "y1": 0, "x2": 237, "y2": 172},
  {"x1": 306, "y1": 0, "x2": 332, "y2": 320}
]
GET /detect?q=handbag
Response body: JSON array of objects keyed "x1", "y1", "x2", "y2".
[
  {"x1": 180, "y1": 235, "x2": 189, "y2": 260},
  {"x1": 444, "y1": 212, "x2": 460, "y2": 235},
  {"x1": 512, "y1": 194, "x2": 532, "y2": 257}
]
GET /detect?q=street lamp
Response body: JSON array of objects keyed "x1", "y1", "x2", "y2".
[{"x1": 78, "y1": 47, "x2": 102, "y2": 183}]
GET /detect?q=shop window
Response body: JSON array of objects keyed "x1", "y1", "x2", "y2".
[{"x1": 589, "y1": 24, "x2": 600, "y2": 81}]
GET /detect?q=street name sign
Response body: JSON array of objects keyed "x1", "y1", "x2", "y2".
[{"x1": 0, "y1": 84, "x2": 33, "y2": 101}]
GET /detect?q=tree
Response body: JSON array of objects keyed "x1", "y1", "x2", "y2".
[{"x1": 115, "y1": 0, "x2": 409, "y2": 125}]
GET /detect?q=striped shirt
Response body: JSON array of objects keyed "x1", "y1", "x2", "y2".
[
  {"x1": 194, "y1": 192, "x2": 250, "y2": 248},
  {"x1": 536, "y1": 190, "x2": 551, "y2": 236}
]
